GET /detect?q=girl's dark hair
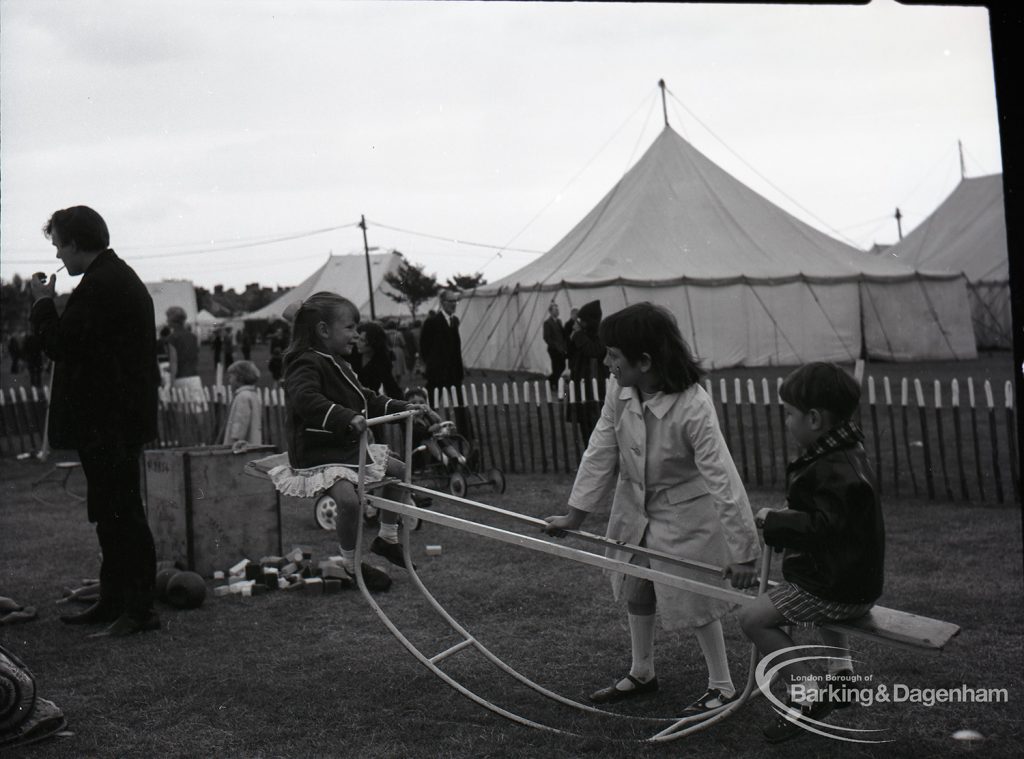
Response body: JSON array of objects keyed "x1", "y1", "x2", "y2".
[
  {"x1": 598, "y1": 302, "x2": 704, "y2": 393},
  {"x1": 283, "y1": 291, "x2": 358, "y2": 367}
]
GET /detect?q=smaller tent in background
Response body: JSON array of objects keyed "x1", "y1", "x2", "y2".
[
  {"x1": 193, "y1": 309, "x2": 221, "y2": 341},
  {"x1": 243, "y1": 251, "x2": 409, "y2": 324},
  {"x1": 146, "y1": 279, "x2": 197, "y2": 331},
  {"x1": 884, "y1": 174, "x2": 1011, "y2": 348}
]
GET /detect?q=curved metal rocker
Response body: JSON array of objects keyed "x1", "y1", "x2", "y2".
[{"x1": 352, "y1": 411, "x2": 770, "y2": 743}]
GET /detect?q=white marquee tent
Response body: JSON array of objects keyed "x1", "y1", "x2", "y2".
[
  {"x1": 884, "y1": 174, "x2": 1010, "y2": 348},
  {"x1": 460, "y1": 126, "x2": 977, "y2": 372},
  {"x1": 244, "y1": 252, "x2": 409, "y2": 323},
  {"x1": 146, "y1": 279, "x2": 197, "y2": 330}
]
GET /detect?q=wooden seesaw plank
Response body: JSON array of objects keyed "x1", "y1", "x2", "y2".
[{"x1": 821, "y1": 606, "x2": 960, "y2": 654}]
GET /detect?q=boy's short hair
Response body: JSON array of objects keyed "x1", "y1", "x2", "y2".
[
  {"x1": 779, "y1": 362, "x2": 860, "y2": 420},
  {"x1": 226, "y1": 360, "x2": 260, "y2": 385},
  {"x1": 405, "y1": 386, "x2": 429, "y2": 403}
]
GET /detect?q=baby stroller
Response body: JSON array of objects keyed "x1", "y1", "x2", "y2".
[{"x1": 410, "y1": 419, "x2": 506, "y2": 498}]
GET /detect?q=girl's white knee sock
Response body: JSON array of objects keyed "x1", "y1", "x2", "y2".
[
  {"x1": 694, "y1": 619, "x2": 735, "y2": 698},
  {"x1": 627, "y1": 613, "x2": 657, "y2": 682}
]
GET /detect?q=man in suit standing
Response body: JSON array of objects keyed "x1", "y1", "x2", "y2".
[
  {"x1": 30, "y1": 206, "x2": 161, "y2": 637},
  {"x1": 419, "y1": 288, "x2": 471, "y2": 437},
  {"x1": 542, "y1": 301, "x2": 568, "y2": 390}
]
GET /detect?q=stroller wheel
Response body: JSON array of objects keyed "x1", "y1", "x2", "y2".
[
  {"x1": 448, "y1": 471, "x2": 468, "y2": 498},
  {"x1": 314, "y1": 494, "x2": 338, "y2": 531},
  {"x1": 488, "y1": 468, "x2": 507, "y2": 494}
]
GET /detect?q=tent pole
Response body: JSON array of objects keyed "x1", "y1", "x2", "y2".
[
  {"x1": 658, "y1": 79, "x2": 669, "y2": 127},
  {"x1": 359, "y1": 214, "x2": 377, "y2": 320}
]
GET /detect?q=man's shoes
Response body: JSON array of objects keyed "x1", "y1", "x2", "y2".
[
  {"x1": 60, "y1": 601, "x2": 121, "y2": 626},
  {"x1": 763, "y1": 700, "x2": 834, "y2": 743},
  {"x1": 88, "y1": 611, "x2": 161, "y2": 638},
  {"x1": 680, "y1": 687, "x2": 740, "y2": 716},
  {"x1": 589, "y1": 674, "x2": 659, "y2": 704},
  {"x1": 370, "y1": 537, "x2": 415, "y2": 569}
]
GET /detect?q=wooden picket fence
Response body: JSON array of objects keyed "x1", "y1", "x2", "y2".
[{"x1": 1, "y1": 375, "x2": 1018, "y2": 505}]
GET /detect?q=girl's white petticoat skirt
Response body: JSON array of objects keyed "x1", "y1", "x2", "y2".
[{"x1": 262, "y1": 444, "x2": 391, "y2": 498}]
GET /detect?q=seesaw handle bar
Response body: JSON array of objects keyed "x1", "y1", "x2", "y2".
[{"x1": 402, "y1": 482, "x2": 725, "y2": 579}]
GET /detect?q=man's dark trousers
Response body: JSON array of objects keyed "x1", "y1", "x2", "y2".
[{"x1": 77, "y1": 441, "x2": 156, "y2": 617}]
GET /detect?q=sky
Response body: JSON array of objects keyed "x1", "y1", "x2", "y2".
[{"x1": 0, "y1": 0, "x2": 1004, "y2": 296}]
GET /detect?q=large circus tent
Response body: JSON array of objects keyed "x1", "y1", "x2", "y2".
[
  {"x1": 883, "y1": 173, "x2": 1010, "y2": 349},
  {"x1": 459, "y1": 125, "x2": 977, "y2": 372}
]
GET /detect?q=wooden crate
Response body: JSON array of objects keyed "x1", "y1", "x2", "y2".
[{"x1": 144, "y1": 446, "x2": 282, "y2": 577}]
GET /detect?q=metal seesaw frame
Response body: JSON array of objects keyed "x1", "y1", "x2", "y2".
[{"x1": 352, "y1": 411, "x2": 770, "y2": 743}]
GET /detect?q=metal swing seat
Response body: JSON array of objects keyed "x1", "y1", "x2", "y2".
[{"x1": 352, "y1": 411, "x2": 772, "y2": 743}]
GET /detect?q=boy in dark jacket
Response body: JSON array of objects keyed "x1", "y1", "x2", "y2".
[{"x1": 739, "y1": 362, "x2": 884, "y2": 743}]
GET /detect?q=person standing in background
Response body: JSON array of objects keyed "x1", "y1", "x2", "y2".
[
  {"x1": 569, "y1": 300, "x2": 608, "y2": 443},
  {"x1": 419, "y1": 289, "x2": 472, "y2": 437},
  {"x1": 543, "y1": 301, "x2": 568, "y2": 390},
  {"x1": 30, "y1": 205, "x2": 161, "y2": 637},
  {"x1": 222, "y1": 326, "x2": 235, "y2": 367},
  {"x1": 165, "y1": 306, "x2": 205, "y2": 410},
  {"x1": 240, "y1": 328, "x2": 252, "y2": 361}
]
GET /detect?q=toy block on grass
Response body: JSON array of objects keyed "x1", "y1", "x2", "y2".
[
  {"x1": 213, "y1": 585, "x2": 232, "y2": 598},
  {"x1": 286, "y1": 548, "x2": 305, "y2": 564},
  {"x1": 303, "y1": 577, "x2": 325, "y2": 593},
  {"x1": 245, "y1": 563, "x2": 264, "y2": 581},
  {"x1": 229, "y1": 558, "x2": 251, "y2": 576},
  {"x1": 259, "y1": 555, "x2": 286, "y2": 569},
  {"x1": 262, "y1": 567, "x2": 279, "y2": 589},
  {"x1": 324, "y1": 578, "x2": 344, "y2": 594},
  {"x1": 280, "y1": 562, "x2": 299, "y2": 577}
]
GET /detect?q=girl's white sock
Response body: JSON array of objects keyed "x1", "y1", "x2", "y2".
[
  {"x1": 378, "y1": 522, "x2": 399, "y2": 544},
  {"x1": 626, "y1": 612, "x2": 657, "y2": 683},
  {"x1": 694, "y1": 618, "x2": 735, "y2": 698}
]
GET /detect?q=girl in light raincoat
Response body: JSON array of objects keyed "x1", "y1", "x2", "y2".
[{"x1": 544, "y1": 302, "x2": 760, "y2": 715}]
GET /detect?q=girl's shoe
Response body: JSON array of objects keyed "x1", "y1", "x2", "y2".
[
  {"x1": 680, "y1": 688, "x2": 739, "y2": 715},
  {"x1": 589, "y1": 674, "x2": 659, "y2": 704}
]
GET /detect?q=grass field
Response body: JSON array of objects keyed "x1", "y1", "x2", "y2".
[{"x1": 1, "y1": 459, "x2": 1022, "y2": 758}]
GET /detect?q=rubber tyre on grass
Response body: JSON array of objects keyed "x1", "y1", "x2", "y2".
[
  {"x1": 448, "y1": 471, "x2": 468, "y2": 498},
  {"x1": 314, "y1": 494, "x2": 338, "y2": 531}
]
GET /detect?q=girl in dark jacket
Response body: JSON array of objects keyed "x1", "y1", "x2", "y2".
[{"x1": 267, "y1": 292, "x2": 438, "y2": 582}]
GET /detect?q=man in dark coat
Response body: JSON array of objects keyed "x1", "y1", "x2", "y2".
[
  {"x1": 30, "y1": 206, "x2": 161, "y2": 637},
  {"x1": 542, "y1": 301, "x2": 568, "y2": 390},
  {"x1": 419, "y1": 289, "x2": 471, "y2": 436},
  {"x1": 569, "y1": 300, "x2": 608, "y2": 444}
]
